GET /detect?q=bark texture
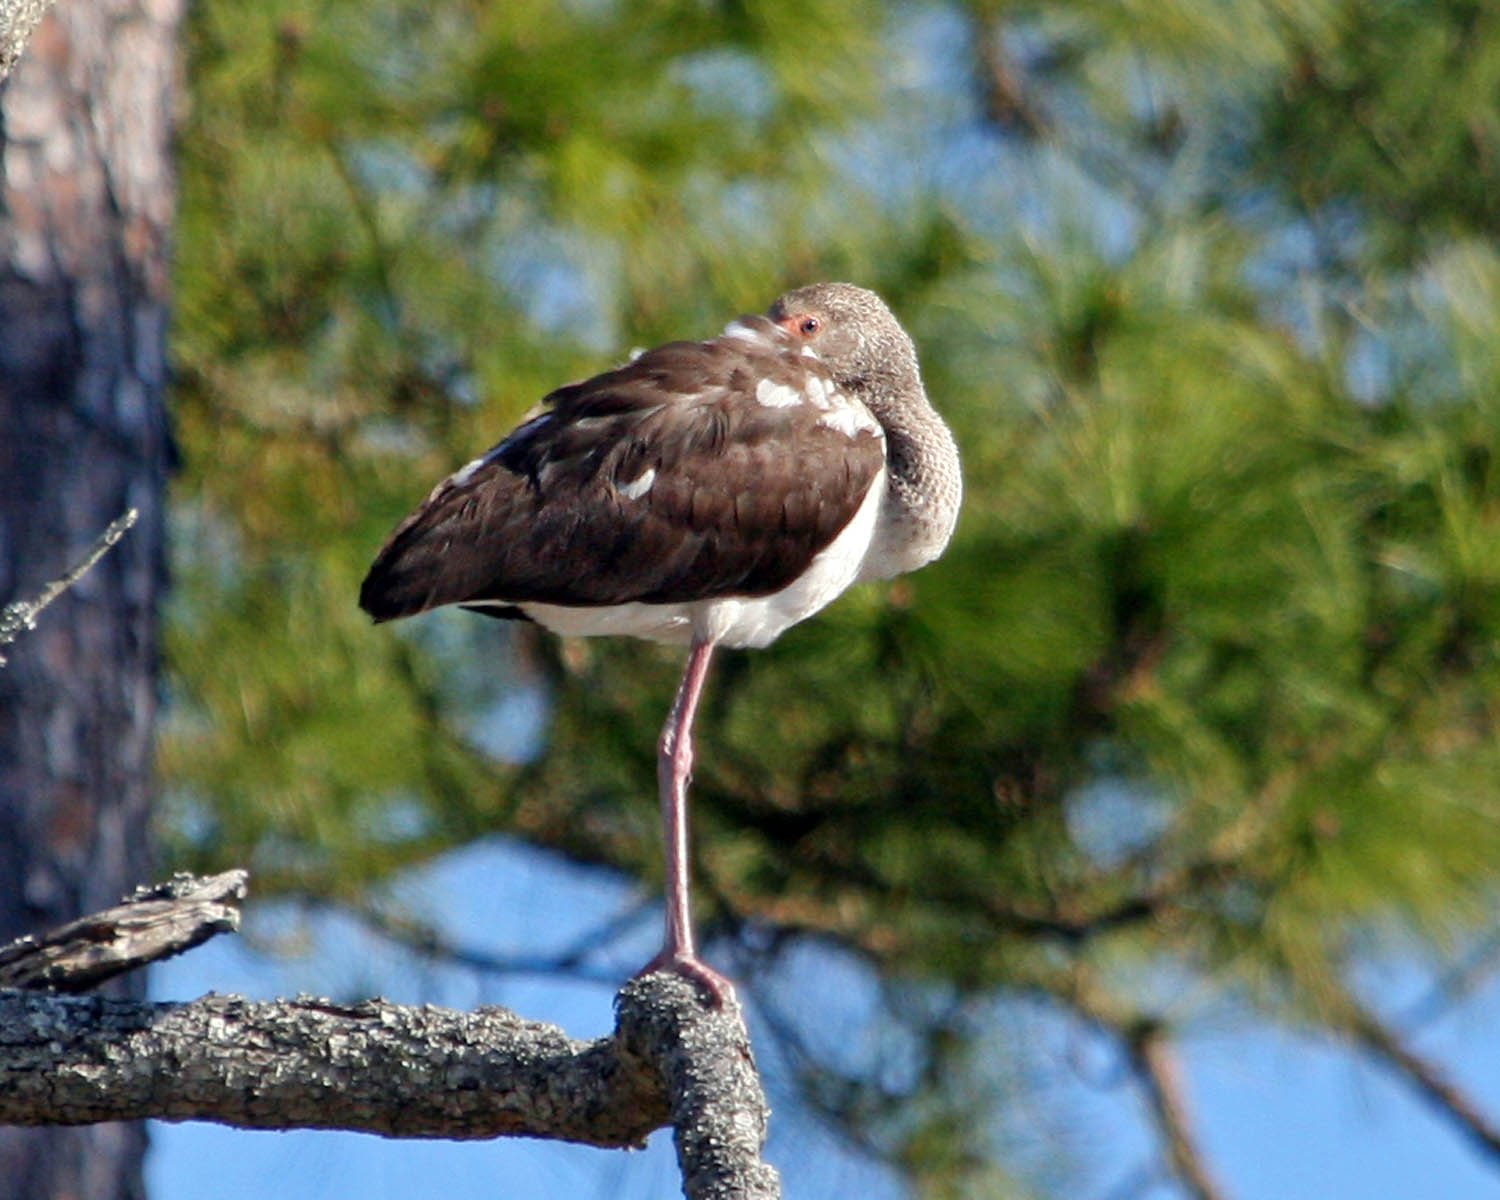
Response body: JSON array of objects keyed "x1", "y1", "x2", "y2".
[
  {"x1": 617, "y1": 975, "x2": 783, "y2": 1200},
  {"x1": 0, "y1": 0, "x2": 54, "y2": 80},
  {"x1": 0, "y1": 972, "x2": 782, "y2": 1199},
  {"x1": 0, "y1": 0, "x2": 181, "y2": 1190},
  {"x1": 0, "y1": 989, "x2": 664, "y2": 1142},
  {"x1": 0, "y1": 871, "x2": 246, "y2": 992}
]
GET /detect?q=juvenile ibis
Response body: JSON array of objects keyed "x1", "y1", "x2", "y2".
[{"x1": 359, "y1": 283, "x2": 962, "y2": 1002}]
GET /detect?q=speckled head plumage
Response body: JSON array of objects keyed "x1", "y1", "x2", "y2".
[
  {"x1": 767, "y1": 282, "x2": 961, "y2": 580},
  {"x1": 767, "y1": 282, "x2": 923, "y2": 411}
]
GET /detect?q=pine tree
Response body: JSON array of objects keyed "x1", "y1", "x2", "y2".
[
  {"x1": 164, "y1": 0, "x2": 1500, "y2": 1193},
  {"x1": 0, "y1": 0, "x2": 180, "y2": 1193}
]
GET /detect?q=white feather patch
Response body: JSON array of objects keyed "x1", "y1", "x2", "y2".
[
  {"x1": 755, "y1": 378, "x2": 804, "y2": 409},
  {"x1": 723, "y1": 318, "x2": 771, "y2": 345},
  {"x1": 448, "y1": 455, "x2": 488, "y2": 488},
  {"x1": 817, "y1": 402, "x2": 881, "y2": 438},
  {"x1": 803, "y1": 375, "x2": 835, "y2": 410},
  {"x1": 447, "y1": 417, "x2": 553, "y2": 490},
  {"x1": 617, "y1": 466, "x2": 657, "y2": 500}
]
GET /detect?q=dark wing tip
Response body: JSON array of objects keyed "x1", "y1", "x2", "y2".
[
  {"x1": 358, "y1": 508, "x2": 457, "y2": 624},
  {"x1": 358, "y1": 554, "x2": 418, "y2": 623},
  {"x1": 358, "y1": 462, "x2": 527, "y2": 624}
]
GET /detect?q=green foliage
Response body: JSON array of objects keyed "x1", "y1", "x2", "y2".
[
  {"x1": 1258, "y1": 0, "x2": 1500, "y2": 260},
  {"x1": 164, "y1": 0, "x2": 1500, "y2": 1193}
]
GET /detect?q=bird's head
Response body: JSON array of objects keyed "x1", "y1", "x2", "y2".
[{"x1": 768, "y1": 282, "x2": 922, "y2": 406}]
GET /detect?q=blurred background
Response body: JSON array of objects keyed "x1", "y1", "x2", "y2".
[{"x1": 6, "y1": 0, "x2": 1500, "y2": 1197}]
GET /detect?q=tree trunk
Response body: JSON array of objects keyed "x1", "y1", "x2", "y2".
[{"x1": 0, "y1": 0, "x2": 181, "y2": 1192}]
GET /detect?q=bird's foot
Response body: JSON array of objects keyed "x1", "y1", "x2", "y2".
[{"x1": 635, "y1": 949, "x2": 736, "y2": 1009}]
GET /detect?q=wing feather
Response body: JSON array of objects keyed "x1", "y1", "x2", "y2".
[{"x1": 359, "y1": 328, "x2": 885, "y2": 622}]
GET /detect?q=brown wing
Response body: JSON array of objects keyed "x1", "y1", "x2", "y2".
[{"x1": 358, "y1": 327, "x2": 885, "y2": 622}]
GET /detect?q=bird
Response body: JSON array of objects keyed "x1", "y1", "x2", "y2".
[{"x1": 359, "y1": 282, "x2": 962, "y2": 1003}]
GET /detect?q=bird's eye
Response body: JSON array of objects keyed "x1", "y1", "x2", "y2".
[{"x1": 799, "y1": 316, "x2": 821, "y2": 337}]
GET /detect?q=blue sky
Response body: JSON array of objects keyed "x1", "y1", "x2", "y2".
[{"x1": 147, "y1": 837, "x2": 1500, "y2": 1200}]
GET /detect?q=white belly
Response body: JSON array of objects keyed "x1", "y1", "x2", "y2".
[{"x1": 516, "y1": 468, "x2": 886, "y2": 649}]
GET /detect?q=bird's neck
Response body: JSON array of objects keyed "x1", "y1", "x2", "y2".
[{"x1": 859, "y1": 371, "x2": 962, "y2": 580}]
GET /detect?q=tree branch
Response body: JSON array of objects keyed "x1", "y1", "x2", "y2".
[
  {"x1": 1335, "y1": 985, "x2": 1500, "y2": 1167},
  {"x1": 969, "y1": 11, "x2": 1049, "y2": 139},
  {"x1": 618, "y1": 976, "x2": 783, "y2": 1200},
  {"x1": 0, "y1": 870, "x2": 246, "y2": 992},
  {"x1": 0, "y1": 508, "x2": 138, "y2": 667},
  {"x1": 0, "y1": 0, "x2": 54, "y2": 81},
  {"x1": 1066, "y1": 978, "x2": 1229, "y2": 1200},
  {"x1": 0, "y1": 986, "x2": 663, "y2": 1143},
  {"x1": 0, "y1": 871, "x2": 782, "y2": 1198},
  {"x1": 0, "y1": 973, "x2": 781, "y2": 1195},
  {"x1": 1124, "y1": 1019, "x2": 1229, "y2": 1200}
]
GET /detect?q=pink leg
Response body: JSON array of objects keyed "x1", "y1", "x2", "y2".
[{"x1": 636, "y1": 638, "x2": 735, "y2": 1005}]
